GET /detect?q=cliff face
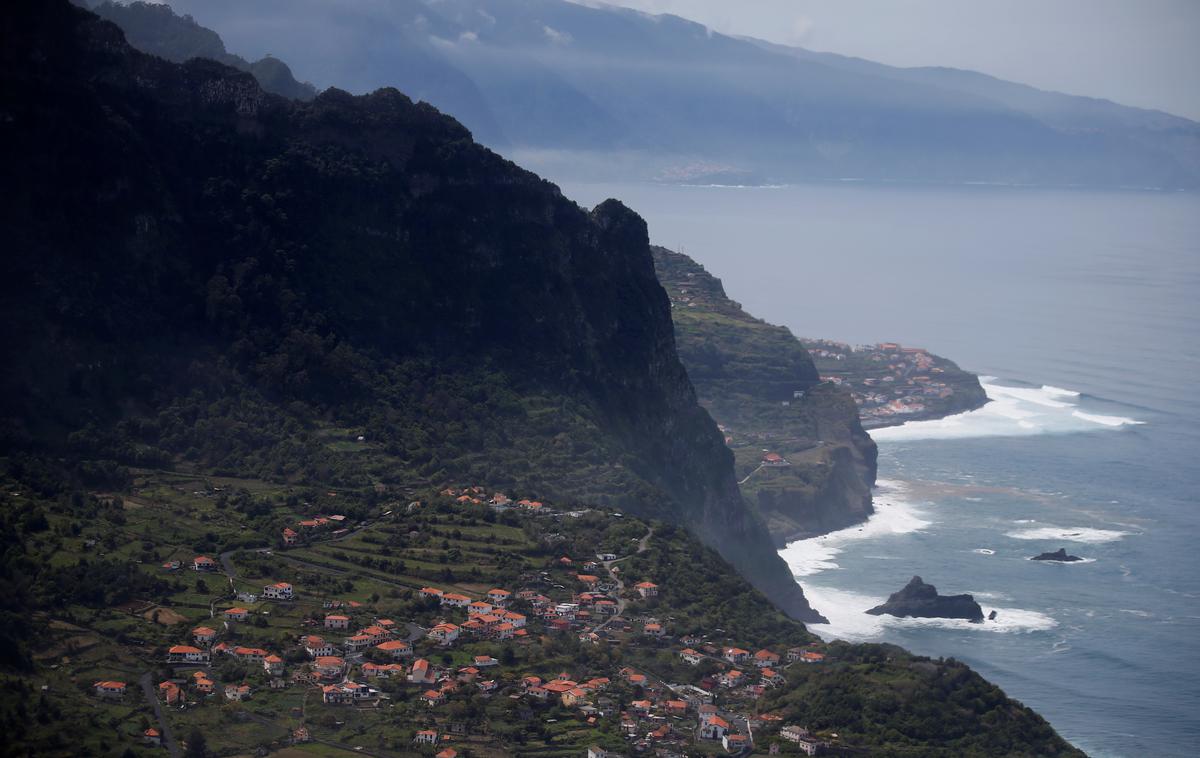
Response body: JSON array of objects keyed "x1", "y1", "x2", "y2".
[
  {"x1": 0, "y1": 0, "x2": 821, "y2": 621},
  {"x1": 651, "y1": 247, "x2": 878, "y2": 544}
]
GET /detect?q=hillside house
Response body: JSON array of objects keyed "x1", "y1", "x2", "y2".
[
  {"x1": 192, "y1": 626, "x2": 216, "y2": 645},
  {"x1": 487, "y1": 588, "x2": 512, "y2": 606},
  {"x1": 158, "y1": 681, "x2": 181, "y2": 705},
  {"x1": 282, "y1": 527, "x2": 298, "y2": 546},
  {"x1": 263, "y1": 582, "x2": 293, "y2": 600},
  {"x1": 303, "y1": 635, "x2": 336, "y2": 657},
  {"x1": 723, "y1": 647, "x2": 750, "y2": 664},
  {"x1": 414, "y1": 729, "x2": 439, "y2": 745},
  {"x1": 192, "y1": 556, "x2": 217, "y2": 572},
  {"x1": 263, "y1": 654, "x2": 285, "y2": 675},
  {"x1": 440, "y1": 592, "x2": 471, "y2": 608},
  {"x1": 324, "y1": 614, "x2": 350, "y2": 629},
  {"x1": 224, "y1": 684, "x2": 251, "y2": 701},
  {"x1": 409, "y1": 658, "x2": 436, "y2": 685},
  {"x1": 314, "y1": 656, "x2": 345, "y2": 681},
  {"x1": 93, "y1": 681, "x2": 126, "y2": 699},
  {"x1": 635, "y1": 581, "x2": 659, "y2": 598},
  {"x1": 376, "y1": 639, "x2": 412, "y2": 659},
  {"x1": 428, "y1": 623, "x2": 461, "y2": 645},
  {"x1": 223, "y1": 607, "x2": 250, "y2": 621},
  {"x1": 701, "y1": 715, "x2": 730, "y2": 740},
  {"x1": 167, "y1": 645, "x2": 210, "y2": 665},
  {"x1": 754, "y1": 649, "x2": 780, "y2": 667},
  {"x1": 680, "y1": 648, "x2": 704, "y2": 665}
]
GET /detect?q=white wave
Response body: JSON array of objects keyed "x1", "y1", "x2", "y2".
[
  {"x1": 1006, "y1": 526, "x2": 1132, "y2": 544},
  {"x1": 779, "y1": 480, "x2": 929, "y2": 578},
  {"x1": 871, "y1": 378, "x2": 1143, "y2": 442},
  {"x1": 801, "y1": 584, "x2": 1057, "y2": 642},
  {"x1": 1042, "y1": 385, "x2": 1080, "y2": 398},
  {"x1": 1071, "y1": 410, "x2": 1144, "y2": 427},
  {"x1": 972, "y1": 548, "x2": 995, "y2": 555}
]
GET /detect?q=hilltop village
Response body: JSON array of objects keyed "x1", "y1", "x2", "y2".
[
  {"x1": 142, "y1": 489, "x2": 834, "y2": 756},
  {"x1": 801, "y1": 340, "x2": 988, "y2": 428},
  {"x1": 17, "y1": 472, "x2": 864, "y2": 757}
]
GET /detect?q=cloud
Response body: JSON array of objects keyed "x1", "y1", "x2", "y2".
[{"x1": 543, "y1": 25, "x2": 573, "y2": 45}]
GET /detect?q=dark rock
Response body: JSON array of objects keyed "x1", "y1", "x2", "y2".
[
  {"x1": 1032, "y1": 548, "x2": 1084, "y2": 562},
  {"x1": 867, "y1": 576, "x2": 985, "y2": 622}
]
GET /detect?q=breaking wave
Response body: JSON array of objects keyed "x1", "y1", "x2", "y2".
[
  {"x1": 779, "y1": 480, "x2": 929, "y2": 578},
  {"x1": 871, "y1": 378, "x2": 1144, "y2": 442},
  {"x1": 800, "y1": 585, "x2": 1058, "y2": 642},
  {"x1": 1006, "y1": 526, "x2": 1133, "y2": 544}
]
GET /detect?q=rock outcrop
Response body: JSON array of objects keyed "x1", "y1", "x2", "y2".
[
  {"x1": 1032, "y1": 548, "x2": 1084, "y2": 562},
  {"x1": 867, "y1": 576, "x2": 985, "y2": 622}
]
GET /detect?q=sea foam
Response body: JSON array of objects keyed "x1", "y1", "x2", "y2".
[
  {"x1": 871, "y1": 378, "x2": 1143, "y2": 442},
  {"x1": 779, "y1": 480, "x2": 929, "y2": 578},
  {"x1": 1006, "y1": 525, "x2": 1132, "y2": 544},
  {"x1": 800, "y1": 584, "x2": 1058, "y2": 642}
]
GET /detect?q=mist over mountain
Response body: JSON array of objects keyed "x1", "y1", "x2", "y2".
[{"x1": 140, "y1": 0, "x2": 1198, "y2": 188}]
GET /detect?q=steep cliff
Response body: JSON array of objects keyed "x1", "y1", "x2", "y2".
[
  {"x1": 0, "y1": 0, "x2": 820, "y2": 620},
  {"x1": 652, "y1": 247, "x2": 878, "y2": 543}
]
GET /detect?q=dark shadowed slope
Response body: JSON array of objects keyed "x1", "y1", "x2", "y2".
[{"x1": 1, "y1": 0, "x2": 821, "y2": 621}]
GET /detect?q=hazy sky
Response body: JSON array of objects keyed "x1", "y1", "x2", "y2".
[{"x1": 597, "y1": 0, "x2": 1200, "y2": 121}]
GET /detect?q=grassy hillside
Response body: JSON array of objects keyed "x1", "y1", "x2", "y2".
[{"x1": 0, "y1": 458, "x2": 1082, "y2": 757}]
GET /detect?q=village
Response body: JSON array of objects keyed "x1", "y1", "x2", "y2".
[
  {"x1": 802, "y1": 339, "x2": 984, "y2": 428},
  {"x1": 77, "y1": 485, "x2": 840, "y2": 757}
]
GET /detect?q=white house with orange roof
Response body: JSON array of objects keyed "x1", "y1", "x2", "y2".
[
  {"x1": 486, "y1": 588, "x2": 511, "y2": 606},
  {"x1": 192, "y1": 626, "x2": 216, "y2": 645},
  {"x1": 191, "y1": 555, "x2": 217, "y2": 572},
  {"x1": 634, "y1": 581, "x2": 659, "y2": 598},
  {"x1": 282, "y1": 527, "x2": 298, "y2": 546},
  {"x1": 263, "y1": 654, "x2": 285, "y2": 675},
  {"x1": 324, "y1": 614, "x2": 350, "y2": 629},
  {"x1": 302, "y1": 635, "x2": 335, "y2": 657},
  {"x1": 263, "y1": 582, "x2": 293, "y2": 600},
  {"x1": 440, "y1": 592, "x2": 471, "y2": 608},
  {"x1": 723, "y1": 647, "x2": 750, "y2": 664},
  {"x1": 427, "y1": 622, "x2": 460, "y2": 645},
  {"x1": 313, "y1": 656, "x2": 345, "y2": 681},
  {"x1": 414, "y1": 729, "x2": 439, "y2": 746},
  {"x1": 754, "y1": 649, "x2": 781, "y2": 668},
  {"x1": 409, "y1": 658, "x2": 436, "y2": 685},
  {"x1": 167, "y1": 645, "x2": 210, "y2": 664},
  {"x1": 223, "y1": 607, "x2": 250, "y2": 621},
  {"x1": 375, "y1": 639, "x2": 412, "y2": 659}
]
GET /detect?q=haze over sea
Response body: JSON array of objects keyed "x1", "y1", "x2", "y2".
[{"x1": 563, "y1": 181, "x2": 1200, "y2": 757}]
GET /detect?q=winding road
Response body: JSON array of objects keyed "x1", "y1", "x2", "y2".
[{"x1": 139, "y1": 672, "x2": 181, "y2": 758}]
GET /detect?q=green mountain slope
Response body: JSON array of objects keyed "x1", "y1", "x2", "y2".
[
  {"x1": 652, "y1": 247, "x2": 878, "y2": 541},
  {"x1": 0, "y1": 0, "x2": 815, "y2": 620}
]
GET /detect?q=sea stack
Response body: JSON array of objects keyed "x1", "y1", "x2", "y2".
[
  {"x1": 1032, "y1": 548, "x2": 1084, "y2": 562},
  {"x1": 867, "y1": 576, "x2": 985, "y2": 622}
]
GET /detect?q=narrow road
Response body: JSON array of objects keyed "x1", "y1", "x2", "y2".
[
  {"x1": 218, "y1": 549, "x2": 238, "y2": 591},
  {"x1": 599, "y1": 526, "x2": 654, "y2": 622},
  {"x1": 738, "y1": 463, "x2": 764, "y2": 485},
  {"x1": 139, "y1": 672, "x2": 181, "y2": 758}
]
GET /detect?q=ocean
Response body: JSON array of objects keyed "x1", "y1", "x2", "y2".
[{"x1": 561, "y1": 181, "x2": 1200, "y2": 757}]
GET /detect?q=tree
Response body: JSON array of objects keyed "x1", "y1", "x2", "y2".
[{"x1": 185, "y1": 728, "x2": 208, "y2": 758}]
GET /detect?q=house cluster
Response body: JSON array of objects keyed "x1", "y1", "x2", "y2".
[
  {"x1": 282, "y1": 513, "x2": 348, "y2": 546},
  {"x1": 437, "y1": 486, "x2": 552, "y2": 513},
  {"x1": 418, "y1": 587, "x2": 529, "y2": 643},
  {"x1": 805, "y1": 339, "x2": 962, "y2": 424}
]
